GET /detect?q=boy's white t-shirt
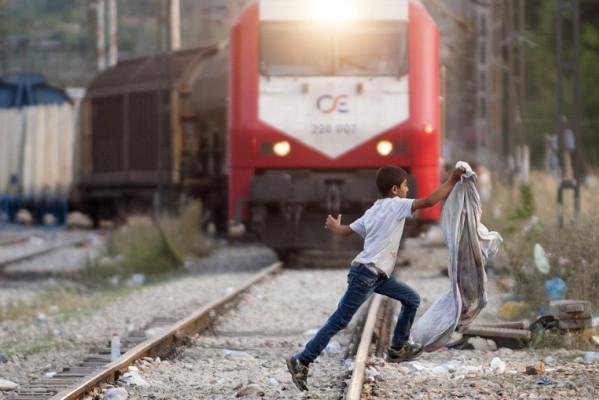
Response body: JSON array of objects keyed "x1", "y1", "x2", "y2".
[{"x1": 349, "y1": 197, "x2": 414, "y2": 277}]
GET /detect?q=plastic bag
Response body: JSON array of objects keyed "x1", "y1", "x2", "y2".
[{"x1": 412, "y1": 161, "x2": 503, "y2": 351}]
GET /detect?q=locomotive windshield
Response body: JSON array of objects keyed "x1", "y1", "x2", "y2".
[{"x1": 260, "y1": 21, "x2": 407, "y2": 77}]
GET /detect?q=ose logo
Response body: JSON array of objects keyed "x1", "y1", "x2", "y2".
[{"x1": 316, "y1": 94, "x2": 349, "y2": 114}]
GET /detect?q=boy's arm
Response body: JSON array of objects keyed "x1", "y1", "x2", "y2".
[
  {"x1": 411, "y1": 167, "x2": 464, "y2": 211},
  {"x1": 325, "y1": 214, "x2": 355, "y2": 236}
]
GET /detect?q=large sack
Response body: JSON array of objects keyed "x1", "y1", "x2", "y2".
[{"x1": 412, "y1": 161, "x2": 503, "y2": 351}]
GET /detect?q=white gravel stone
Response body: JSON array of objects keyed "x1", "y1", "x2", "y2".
[{"x1": 1, "y1": 227, "x2": 598, "y2": 400}]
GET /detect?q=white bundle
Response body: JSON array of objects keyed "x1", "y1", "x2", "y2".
[{"x1": 412, "y1": 161, "x2": 503, "y2": 351}]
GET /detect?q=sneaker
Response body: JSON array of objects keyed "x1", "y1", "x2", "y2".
[
  {"x1": 387, "y1": 341, "x2": 424, "y2": 363},
  {"x1": 286, "y1": 356, "x2": 309, "y2": 391}
]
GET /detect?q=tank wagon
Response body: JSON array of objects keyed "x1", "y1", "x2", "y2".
[{"x1": 78, "y1": 44, "x2": 229, "y2": 228}]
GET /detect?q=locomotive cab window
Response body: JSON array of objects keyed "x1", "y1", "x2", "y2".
[
  {"x1": 260, "y1": 21, "x2": 407, "y2": 77},
  {"x1": 336, "y1": 22, "x2": 408, "y2": 77},
  {"x1": 260, "y1": 22, "x2": 332, "y2": 76}
]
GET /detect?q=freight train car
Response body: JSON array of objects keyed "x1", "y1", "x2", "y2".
[
  {"x1": 0, "y1": 73, "x2": 76, "y2": 226},
  {"x1": 228, "y1": 0, "x2": 441, "y2": 250},
  {"x1": 77, "y1": 44, "x2": 229, "y2": 228}
]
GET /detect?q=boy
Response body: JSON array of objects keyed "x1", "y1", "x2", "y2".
[{"x1": 286, "y1": 164, "x2": 464, "y2": 392}]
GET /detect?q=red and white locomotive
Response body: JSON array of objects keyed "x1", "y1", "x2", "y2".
[{"x1": 228, "y1": 0, "x2": 441, "y2": 250}]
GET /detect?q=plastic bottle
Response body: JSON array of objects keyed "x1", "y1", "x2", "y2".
[
  {"x1": 111, "y1": 332, "x2": 121, "y2": 362},
  {"x1": 106, "y1": 387, "x2": 128, "y2": 400}
]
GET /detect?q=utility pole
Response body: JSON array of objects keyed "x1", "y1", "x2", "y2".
[
  {"x1": 88, "y1": 0, "x2": 118, "y2": 72},
  {"x1": 556, "y1": 0, "x2": 581, "y2": 227},
  {"x1": 472, "y1": 1, "x2": 490, "y2": 167},
  {"x1": 502, "y1": 0, "x2": 527, "y2": 185},
  {"x1": 89, "y1": 0, "x2": 105, "y2": 72},
  {"x1": 107, "y1": 0, "x2": 117, "y2": 67},
  {"x1": 156, "y1": 0, "x2": 180, "y2": 52},
  {"x1": 154, "y1": 0, "x2": 180, "y2": 218}
]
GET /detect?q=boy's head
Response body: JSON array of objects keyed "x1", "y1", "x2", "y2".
[{"x1": 376, "y1": 165, "x2": 408, "y2": 197}]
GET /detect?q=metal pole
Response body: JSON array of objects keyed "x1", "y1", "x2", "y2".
[
  {"x1": 154, "y1": 0, "x2": 176, "y2": 218},
  {"x1": 556, "y1": 0, "x2": 581, "y2": 227},
  {"x1": 107, "y1": 0, "x2": 117, "y2": 67},
  {"x1": 518, "y1": 0, "x2": 526, "y2": 145},
  {"x1": 505, "y1": 0, "x2": 515, "y2": 185},
  {"x1": 154, "y1": 0, "x2": 166, "y2": 218},
  {"x1": 513, "y1": 0, "x2": 527, "y2": 184},
  {"x1": 572, "y1": 0, "x2": 582, "y2": 181},
  {"x1": 556, "y1": 2, "x2": 565, "y2": 178},
  {"x1": 169, "y1": 0, "x2": 181, "y2": 51},
  {"x1": 93, "y1": 0, "x2": 106, "y2": 72}
]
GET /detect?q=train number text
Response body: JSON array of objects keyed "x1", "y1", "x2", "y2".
[{"x1": 310, "y1": 124, "x2": 357, "y2": 134}]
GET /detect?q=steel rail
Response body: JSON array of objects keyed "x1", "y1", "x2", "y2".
[
  {"x1": 0, "y1": 234, "x2": 30, "y2": 246},
  {"x1": 345, "y1": 293, "x2": 383, "y2": 400},
  {"x1": 47, "y1": 261, "x2": 282, "y2": 400},
  {"x1": 0, "y1": 238, "x2": 88, "y2": 272}
]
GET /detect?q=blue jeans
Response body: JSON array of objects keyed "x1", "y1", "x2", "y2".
[{"x1": 298, "y1": 264, "x2": 420, "y2": 364}]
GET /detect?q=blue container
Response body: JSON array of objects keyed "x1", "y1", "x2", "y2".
[
  {"x1": 544, "y1": 277, "x2": 567, "y2": 301},
  {"x1": 0, "y1": 73, "x2": 70, "y2": 108}
]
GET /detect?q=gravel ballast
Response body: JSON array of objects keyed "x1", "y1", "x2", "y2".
[{"x1": 0, "y1": 228, "x2": 598, "y2": 399}]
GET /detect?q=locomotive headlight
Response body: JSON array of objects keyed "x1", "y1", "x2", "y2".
[
  {"x1": 376, "y1": 140, "x2": 393, "y2": 156},
  {"x1": 424, "y1": 124, "x2": 434, "y2": 134},
  {"x1": 273, "y1": 141, "x2": 291, "y2": 157}
]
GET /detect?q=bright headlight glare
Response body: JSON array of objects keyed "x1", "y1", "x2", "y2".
[
  {"x1": 376, "y1": 140, "x2": 393, "y2": 156},
  {"x1": 312, "y1": 0, "x2": 352, "y2": 21},
  {"x1": 273, "y1": 141, "x2": 291, "y2": 157}
]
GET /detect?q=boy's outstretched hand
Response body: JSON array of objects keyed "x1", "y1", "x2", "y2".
[
  {"x1": 324, "y1": 214, "x2": 354, "y2": 236},
  {"x1": 325, "y1": 214, "x2": 341, "y2": 231}
]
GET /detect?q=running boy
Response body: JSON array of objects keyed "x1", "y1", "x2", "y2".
[{"x1": 286, "y1": 164, "x2": 464, "y2": 391}]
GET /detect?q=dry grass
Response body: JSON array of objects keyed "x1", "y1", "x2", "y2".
[
  {"x1": 82, "y1": 199, "x2": 212, "y2": 285},
  {"x1": 0, "y1": 284, "x2": 143, "y2": 355},
  {"x1": 0, "y1": 200, "x2": 213, "y2": 355},
  {"x1": 485, "y1": 170, "x2": 599, "y2": 301},
  {"x1": 482, "y1": 169, "x2": 599, "y2": 347},
  {"x1": 487, "y1": 170, "x2": 599, "y2": 230},
  {"x1": 531, "y1": 326, "x2": 598, "y2": 351}
]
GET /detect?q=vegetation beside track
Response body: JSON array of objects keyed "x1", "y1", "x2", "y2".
[
  {"x1": 82, "y1": 200, "x2": 212, "y2": 285},
  {"x1": 482, "y1": 170, "x2": 599, "y2": 348}
]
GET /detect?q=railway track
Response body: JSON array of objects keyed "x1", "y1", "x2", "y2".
[
  {"x1": 6, "y1": 227, "x2": 598, "y2": 399},
  {"x1": 0, "y1": 231, "x2": 94, "y2": 277},
  {"x1": 0, "y1": 232, "x2": 31, "y2": 247},
  {"x1": 6, "y1": 256, "x2": 398, "y2": 400}
]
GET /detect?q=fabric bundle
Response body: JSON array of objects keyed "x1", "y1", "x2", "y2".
[{"x1": 411, "y1": 161, "x2": 503, "y2": 351}]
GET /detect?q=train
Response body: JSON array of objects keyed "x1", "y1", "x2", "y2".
[
  {"x1": 0, "y1": 73, "x2": 76, "y2": 226},
  {"x1": 78, "y1": 0, "x2": 443, "y2": 251},
  {"x1": 77, "y1": 44, "x2": 229, "y2": 228}
]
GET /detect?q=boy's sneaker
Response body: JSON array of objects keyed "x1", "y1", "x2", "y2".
[
  {"x1": 286, "y1": 356, "x2": 309, "y2": 391},
  {"x1": 387, "y1": 341, "x2": 424, "y2": 363}
]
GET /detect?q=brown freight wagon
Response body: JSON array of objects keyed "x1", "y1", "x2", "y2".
[{"x1": 76, "y1": 43, "x2": 229, "y2": 230}]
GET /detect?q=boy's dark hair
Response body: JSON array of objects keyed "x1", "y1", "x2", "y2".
[{"x1": 376, "y1": 165, "x2": 408, "y2": 196}]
